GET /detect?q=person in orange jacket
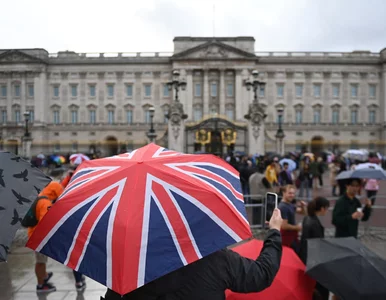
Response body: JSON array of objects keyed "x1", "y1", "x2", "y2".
[
  {"x1": 28, "y1": 182, "x2": 63, "y2": 293},
  {"x1": 61, "y1": 165, "x2": 78, "y2": 188}
]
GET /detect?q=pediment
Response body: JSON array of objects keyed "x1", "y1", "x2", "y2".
[
  {"x1": 172, "y1": 41, "x2": 256, "y2": 60},
  {"x1": 0, "y1": 50, "x2": 47, "y2": 64}
]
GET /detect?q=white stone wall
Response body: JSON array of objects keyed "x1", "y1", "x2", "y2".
[{"x1": 0, "y1": 39, "x2": 385, "y2": 156}]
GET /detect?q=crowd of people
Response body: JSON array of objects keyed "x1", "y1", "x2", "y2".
[{"x1": 223, "y1": 151, "x2": 377, "y2": 299}]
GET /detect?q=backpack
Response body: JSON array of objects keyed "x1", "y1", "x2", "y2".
[{"x1": 21, "y1": 196, "x2": 49, "y2": 228}]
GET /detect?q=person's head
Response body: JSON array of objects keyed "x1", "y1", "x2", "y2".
[
  {"x1": 282, "y1": 185, "x2": 296, "y2": 202},
  {"x1": 346, "y1": 179, "x2": 361, "y2": 197},
  {"x1": 39, "y1": 181, "x2": 64, "y2": 202},
  {"x1": 307, "y1": 197, "x2": 330, "y2": 217},
  {"x1": 283, "y1": 162, "x2": 289, "y2": 170}
]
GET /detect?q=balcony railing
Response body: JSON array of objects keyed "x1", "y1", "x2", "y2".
[
  {"x1": 255, "y1": 51, "x2": 380, "y2": 58},
  {"x1": 46, "y1": 51, "x2": 381, "y2": 59},
  {"x1": 48, "y1": 52, "x2": 174, "y2": 59}
]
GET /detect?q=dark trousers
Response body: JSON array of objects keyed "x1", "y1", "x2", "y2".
[
  {"x1": 73, "y1": 270, "x2": 83, "y2": 283},
  {"x1": 318, "y1": 175, "x2": 323, "y2": 187},
  {"x1": 366, "y1": 190, "x2": 377, "y2": 205}
]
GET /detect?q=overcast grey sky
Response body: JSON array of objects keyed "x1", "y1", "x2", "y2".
[{"x1": 1, "y1": 0, "x2": 385, "y2": 53}]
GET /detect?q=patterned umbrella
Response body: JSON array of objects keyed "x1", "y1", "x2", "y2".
[
  {"x1": 0, "y1": 151, "x2": 51, "y2": 261},
  {"x1": 70, "y1": 153, "x2": 90, "y2": 165},
  {"x1": 27, "y1": 144, "x2": 252, "y2": 295}
]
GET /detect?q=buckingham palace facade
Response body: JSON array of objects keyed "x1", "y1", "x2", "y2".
[{"x1": 0, "y1": 36, "x2": 386, "y2": 157}]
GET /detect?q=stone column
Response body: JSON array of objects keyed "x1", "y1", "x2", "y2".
[
  {"x1": 275, "y1": 134, "x2": 285, "y2": 156},
  {"x1": 203, "y1": 69, "x2": 209, "y2": 117},
  {"x1": 168, "y1": 101, "x2": 186, "y2": 152},
  {"x1": 21, "y1": 136, "x2": 33, "y2": 159},
  {"x1": 21, "y1": 73, "x2": 26, "y2": 117},
  {"x1": 246, "y1": 104, "x2": 266, "y2": 155},
  {"x1": 235, "y1": 70, "x2": 243, "y2": 120},
  {"x1": 6, "y1": 74, "x2": 12, "y2": 122},
  {"x1": 381, "y1": 60, "x2": 386, "y2": 153},
  {"x1": 186, "y1": 70, "x2": 193, "y2": 120},
  {"x1": 219, "y1": 69, "x2": 225, "y2": 115}
]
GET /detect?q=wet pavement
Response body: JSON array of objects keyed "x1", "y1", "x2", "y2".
[
  {"x1": 0, "y1": 245, "x2": 106, "y2": 300},
  {"x1": 2, "y1": 228, "x2": 385, "y2": 300}
]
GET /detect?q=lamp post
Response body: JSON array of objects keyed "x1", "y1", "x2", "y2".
[
  {"x1": 165, "y1": 70, "x2": 188, "y2": 152},
  {"x1": 23, "y1": 111, "x2": 30, "y2": 137},
  {"x1": 275, "y1": 105, "x2": 285, "y2": 155},
  {"x1": 167, "y1": 70, "x2": 187, "y2": 102},
  {"x1": 245, "y1": 70, "x2": 266, "y2": 104},
  {"x1": 244, "y1": 70, "x2": 266, "y2": 155},
  {"x1": 146, "y1": 106, "x2": 157, "y2": 143}
]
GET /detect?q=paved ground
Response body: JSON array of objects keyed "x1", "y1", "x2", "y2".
[
  {"x1": 1, "y1": 227, "x2": 385, "y2": 300},
  {"x1": 0, "y1": 247, "x2": 106, "y2": 300}
]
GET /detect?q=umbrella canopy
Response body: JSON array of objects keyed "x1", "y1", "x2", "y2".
[
  {"x1": 279, "y1": 158, "x2": 297, "y2": 172},
  {"x1": 354, "y1": 163, "x2": 382, "y2": 170},
  {"x1": 343, "y1": 149, "x2": 368, "y2": 161},
  {"x1": 50, "y1": 155, "x2": 66, "y2": 165},
  {"x1": 0, "y1": 151, "x2": 51, "y2": 261},
  {"x1": 27, "y1": 144, "x2": 252, "y2": 295},
  {"x1": 226, "y1": 239, "x2": 315, "y2": 300},
  {"x1": 70, "y1": 153, "x2": 90, "y2": 165},
  {"x1": 336, "y1": 168, "x2": 386, "y2": 180},
  {"x1": 306, "y1": 237, "x2": 386, "y2": 300}
]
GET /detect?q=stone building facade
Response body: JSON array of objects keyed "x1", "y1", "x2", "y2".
[{"x1": 0, "y1": 37, "x2": 385, "y2": 157}]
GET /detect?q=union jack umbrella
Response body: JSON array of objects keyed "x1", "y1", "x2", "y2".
[
  {"x1": 69, "y1": 153, "x2": 90, "y2": 165},
  {"x1": 27, "y1": 144, "x2": 252, "y2": 295}
]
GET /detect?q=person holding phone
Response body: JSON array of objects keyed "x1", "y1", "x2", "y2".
[
  {"x1": 102, "y1": 210, "x2": 284, "y2": 300},
  {"x1": 277, "y1": 185, "x2": 306, "y2": 253}
]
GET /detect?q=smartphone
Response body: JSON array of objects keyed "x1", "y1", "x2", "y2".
[{"x1": 265, "y1": 192, "x2": 278, "y2": 223}]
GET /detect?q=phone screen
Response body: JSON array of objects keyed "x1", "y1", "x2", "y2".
[{"x1": 265, "y1": 193, "x2": 278, "y2": 223}]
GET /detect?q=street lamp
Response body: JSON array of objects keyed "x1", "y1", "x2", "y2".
[
  {"x1": 23, "y1": 111, "x2": 30, "y2": 137},
  {"x1": 167, "y1": 70, "x2": 187, "y2": 103},
  {"x1": 146, "y1": 106, "x2": 157, "y2": 143},
  {"x1": 245, "y1": 70, "x2": 266, "y2": 104},
  {"x1": 275, "y1": 105, "x2": 285, "y2": 155}
]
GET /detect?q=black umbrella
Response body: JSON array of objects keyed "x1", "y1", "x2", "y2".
[
  {"x1": 306, "y1": 237, "x2": 386, "y2": 300},
  {"x1": 0, "y1": 151, "x2": 51, "y2": 262}
]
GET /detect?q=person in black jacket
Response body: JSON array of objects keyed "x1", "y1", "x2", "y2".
[
  {"x1": 102, "y1": 209, "x2": 284, "y2": 300},
  {"x1": 299, "y1": 197, "x2": 330, "y2": 300}
]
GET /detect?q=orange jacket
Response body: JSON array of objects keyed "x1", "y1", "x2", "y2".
[
  {"x1": 28, "y1": 181, "x2": 64, "y2": 237},
  {"x1": 61, "y1": 174, "x2": 72, "y2": 188}
]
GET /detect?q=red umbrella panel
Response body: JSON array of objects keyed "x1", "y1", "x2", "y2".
[
  {"x1": 226, "y1": 239, "x2": 315, "y2": 300},
  {"x1": 27, "y1": 144, "x2": 252, "y2": 295}
]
